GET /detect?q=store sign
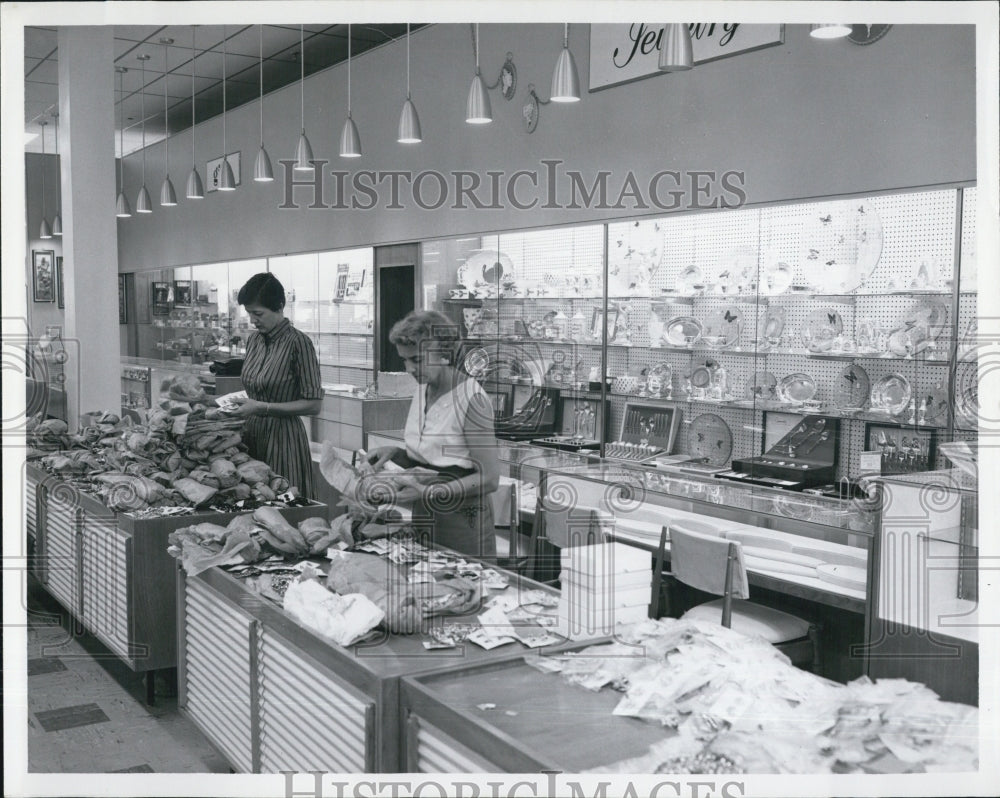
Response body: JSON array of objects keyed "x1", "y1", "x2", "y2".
[{"x1": 588, "y1": 23, "x2": 784, "y2": 91}]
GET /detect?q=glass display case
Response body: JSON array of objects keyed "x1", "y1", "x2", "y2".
[
  {"x1": 122, "y1": 247, "x2": 376, "y2": 390},
  {"x1": 419, "y1": 186, "x2": 978, "y2": 493}
]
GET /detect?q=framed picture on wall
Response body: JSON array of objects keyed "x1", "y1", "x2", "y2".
[
  {"x1": 32, "y1": 250, "x2": 56, "y2": 302},
  {"x1": 864, "y1": 422, "x2": 937, "y2": 475},
  {"x1": 56, "y1": 256, "x2": 64, "y2": 308},
  {"x1": 118, "y1": 274, "x2": 128, "y2": 324},
  {"x1": 151, "y1": 281, "x2": 171, "y2": 315},
  {"x1": 174, "y1": 280, "x2": 192, "y2": 306}
]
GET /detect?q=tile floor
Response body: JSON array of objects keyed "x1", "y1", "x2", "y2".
[{"x1": 25, "y1": 575, "x2": 230, "y2": 774}]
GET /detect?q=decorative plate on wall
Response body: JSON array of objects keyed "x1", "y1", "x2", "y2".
[
  {"x1": 801, "y1": 308, "x2": 843, "y2": 352},
  {"x1": 462, "y1": 347, "x2": 490, "y2": 378},
  {"x1": 834, "y1": 364, "x2": 870, "y2": 410},
  {"x1": 870, "y1": 373, "x2": 912, "y2": 416},
  {"x1": 800, "y1": 200, "x2": 883, "y2": 293},
  {"x1": 777, "y1": 372, "x2": 818, "y2": 404},
  {"x1": 702, "y1": 307, "x2": 742, "y2": 349},
  {"x1": 457, "y1": 250, "x2": 515, "y2": 290},
  {"x1": 663, "y1": 316, "x2": 703, "y2": 347},
  {"x1": 675, "y1": 264, "x2": 704, "y2": 296},
  {"x1": 688, "y1": 413, "x2": 733, "y2": 466},
  {"x1": 761, "y1": 260, "x2": 794, "y2": 296},
  {"x1": 748, "y1": 371, "x2": 778, "y2": 401}
]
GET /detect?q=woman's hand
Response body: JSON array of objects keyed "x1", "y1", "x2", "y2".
[
  {"x1": 229, "y1": 396, "x2": 268, "y2": 418},
  {"x1": 365, "y1": 446, "x2": 402, "y2": 471},
  {"x1": 354, "y1": 472, "x2": 425, "y2": 508}
]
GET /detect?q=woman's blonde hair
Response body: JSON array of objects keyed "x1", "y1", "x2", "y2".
[{"x1": 388, "y1": 309, "x2": 459, "y2": 346}]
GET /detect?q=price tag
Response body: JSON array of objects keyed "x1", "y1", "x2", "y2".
[{"x1": 861, "y1": 451, "x2": 883, "y2": 474}]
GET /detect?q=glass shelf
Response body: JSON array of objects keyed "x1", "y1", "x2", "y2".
[
  {"x1": 319, "y1": 361, "x2": 373, "y2": 370},
  {"x1": 298, "y1": 329, "x2": 373, "y2": 337}
]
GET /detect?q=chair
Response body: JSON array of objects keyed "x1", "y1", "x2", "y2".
[
  {"x1": 653, "y1": 523, "x2": 821, "y2": 672},
  {"x1": 494, "y1": 480, "x2": 529, "y2": 575}
]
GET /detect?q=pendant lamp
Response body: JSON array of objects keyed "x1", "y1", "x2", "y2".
[
  {"x1": 51, "y1": 112, "x2": 62, "y2": 235},
  {"x1": 38, "y1": 120, "x2": 52, "y2": 238},
  {"x1": 186, "y1": 27, "x2": 205, "y2": 199},
  {"x1": 218, "y1": 26, "x2": 236, "y2": 191},
  {"x1": 658, "y1": 23, "x2": 693, "y2": 72},
  {"x1": 136, "y1": 53, "x2": 153, "y2": 213},
  {"x1": 397, "y1": 23, "x2": 421, "y2": 144},
  {"x1": 294, "y1": 25, "x2": 314, "y2": 172},
  {"x1": 466, "y1": 24, "x2": 492, "y2": 124},
  {"x1": 339, "y1": 24, "x2": 362, "y2": 157},
  {"x1": 254, "y1": 24, "x2": 274, "y2": 181},
  {"x1": 159, "y1": 38, "x2": 177, "y2": 206},
  {"x1": 810, "y1": 24, "x2": 851, "y2": 39},
  {"x1": 550, "y1": 23, "x2": 580, "y2": 102},
  {"x1": 116, "y1": 66, "x2": 133, "y2": 217}
]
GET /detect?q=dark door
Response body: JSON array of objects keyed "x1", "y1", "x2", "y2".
[{"x1": 378, "y1": 264, "x2": 415, "y2": 372}]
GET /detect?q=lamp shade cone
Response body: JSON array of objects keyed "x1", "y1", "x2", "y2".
[
  {"x1": 809, "y1": 23, "x2": 851, "y2": 39},
  {"x1": 658, "y1": 23, "x2": 694, "y2": 71},
  {"x1": 52, "y1": 213, "x2": 63, "y2": 236},
  {"x1": 340, "y1": 116, "x2": 362, "y2": 158},
  {"x1": 116, "y1": 191, "x2": 133, "y2": 217},
  {"x1": 465, "y1": 73, "x2": 492, "y2": 124},
  {"x1": 40, "y1": 217, "x2": 52, "y2": 239},
  {"x1": 294, "y1": 131, "x2": 314, "y2": 171},
  {"x1": 218, "y1": 158, "x2": 236, "y2": 191},
  {"x1": 254, "y1": 145, "x2": 274, "y2": 181},
  {"x1": 160, "y1": 175, "x2": 178, "y2": 206},
  {"x1": 398, "y1": 98, "x2": 422, "y2": 143},
  {"x1": 136, "y1": 184, "x2": 153, "y2": 213},
  {"x1": 186, "y1": 167, "x2": 204, "y2": 199},
  {"x1": 550, "y1": 47, "x2": 581, "y2": 102}
]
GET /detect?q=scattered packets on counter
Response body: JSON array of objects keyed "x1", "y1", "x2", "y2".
[
  {"x1": 467, "y1": 628, "x2": 517, "y2": 650},
  {"x1": 480, "y1": 569, "x2": 510, "y2": 590}
]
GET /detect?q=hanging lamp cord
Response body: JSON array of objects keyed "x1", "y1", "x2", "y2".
[
  {"x1": 469, "y1": 23, "x2": 504, "y2": 89},
  {"x1": 191, "y1": 28, "x2": 196, "y2": 167},
  {"x1": 406, "y1": 23, "x2": 410, "y2": 99},
  {"x1": 259, "y1": 24, "x2": 264, "y2": 145},
  {"x1": 300, "y1": 24, "x2": 305, "y2": 133},
  {"x1": 222, "y1": 26, "x2": 227, "y2": 152},
  {"x1": 163, "y1": 41, "x2": 169, "y2": 170},
  {"x1": 140, "y1": 56, "x2": 146, "y2": 183},
  {"x1": 347, "y1": 24, "x2": 352, "y2": 116}
]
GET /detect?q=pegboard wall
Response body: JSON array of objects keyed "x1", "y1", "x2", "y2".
[{"x1": 427, "y1": 187, "x2": 979, "y2": 483}]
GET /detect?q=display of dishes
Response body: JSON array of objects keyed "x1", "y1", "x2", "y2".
[
  {"x1": 688, "y1": 413, "x2": 734, "y2": 466},
  {"x1": 663, "y1": 316, "x2": 703, "y2": 347},
  {"x1": 870, "y1": 373, "x2": 912, "y2": 416},
  {"x1": 675, "y1": 264, "x2": 704, "y2": 296},
  {"x1": 954, "y1": 359, "x2": 978, "y2": 428},
  {"x1": 833, "y1": 364, "x2": 870, "y2": 410},
  {"x1": 761, "y1": 260, "x2": 794, "y2": 296},
  {"x1": 777, "y1": 373, "x2": 818, "y2": 404},
  {"x1": 800, "y1": 200, "x2": 884, "y2": 293},
  {"x1": 457, "y1": 249, "x2": 515, "y2": 290},
  {"x1": 462, "y1": 347, "x2": 490, "y2": 378},
  {"x1": 801, "y1": 309, "x2": 843, "y2": 352},
  {"x1": 898, "y1": 297, "x2": 949, "y2": 342},
  {"x1": 715, "y1": 248, "x2": 755, "y2": 294},
  {"x1": 763, "y1": 306, "x2": 786, "y2": 343},
  {"x1": 920, "y1": 379, "x2": 950, "y2": 426},
  {"x1": 702, "y1": 307, "x2": 742, "y2": 349},
  {"x1": 748, "y1": 371, "x2": 778, "y2": 400}
]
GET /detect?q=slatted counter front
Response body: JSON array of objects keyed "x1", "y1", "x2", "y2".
[
  {"x1": 177, "y1": 555, "x2": 572, "y2": 773},
  {"x1": 28, "y1": 464, "x2": 326, "y2": 676}
]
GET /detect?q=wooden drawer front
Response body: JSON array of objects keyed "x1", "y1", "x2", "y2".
[
  {"x1": 258, "y1": 629, "x2": 372, "y2": 773},
  {"x1": 183, "y1": 578, "x2": 255, "y2": 772},
  {"x1": 80, "y1": 516, "x2": 130, "y2": 660},
  {"x1": 412, "y1": 716, "x2": 500, "y2": 773},
  {"x1": 44, "y1": 498, "x2": 78, "y2": 611}
]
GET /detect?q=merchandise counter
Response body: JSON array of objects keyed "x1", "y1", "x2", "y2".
[
  {"x1": 27, "y1": 462, "x2": 326, "y2": 696},
  {"x1": 401, "y1": 649, "x2": 667, "y2": 772},
  {"x1": 177, "y1": 548, "x2": 574, "y2": 773}
]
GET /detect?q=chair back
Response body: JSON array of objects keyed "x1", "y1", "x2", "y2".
[{"x1": 664, "y1": 524, "x2": 750, "y2": 627}]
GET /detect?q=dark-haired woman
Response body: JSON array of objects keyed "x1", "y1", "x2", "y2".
[
  {"x1": 232, "y1": 272, "x2": 323, "y2": 499},
  {"x1": 364, "y1": 309, "x2": 500, "y2": 558}
]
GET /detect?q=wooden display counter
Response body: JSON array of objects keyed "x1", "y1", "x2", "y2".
[
  {"x1": 27, "y1": 463, "x2": 326, "y2": 694},
  {"x1": 177, "y1": 553, "x2": 574, "y2": 773},
  {"x1": 401, "y1": 648, "x2": 667, "y2": 772}
]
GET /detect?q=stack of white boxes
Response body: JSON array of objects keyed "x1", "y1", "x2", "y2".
[{"x1": 556, "y1": 542, "x2": 653, "y2": 640}]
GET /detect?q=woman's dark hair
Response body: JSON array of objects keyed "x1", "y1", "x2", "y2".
[{"x1": 237, "y1": 272, "x2": 285, "y2": 311}]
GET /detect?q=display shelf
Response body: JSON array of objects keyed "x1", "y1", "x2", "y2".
[
  {"x1": 297, "y1": 329, "x2": 373, "y2": 337},
  {"x1": 318, "y1": 361, "x2": 373, "y2": 370}
]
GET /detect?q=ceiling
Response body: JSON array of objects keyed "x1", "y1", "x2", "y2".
[{"x1": 25, "y1": 23, "x2": 424, "y2": 156}]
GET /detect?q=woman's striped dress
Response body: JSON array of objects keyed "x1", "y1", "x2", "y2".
[{"x1": 240, "y1": 318, "x2": 322, "y2": 499}]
